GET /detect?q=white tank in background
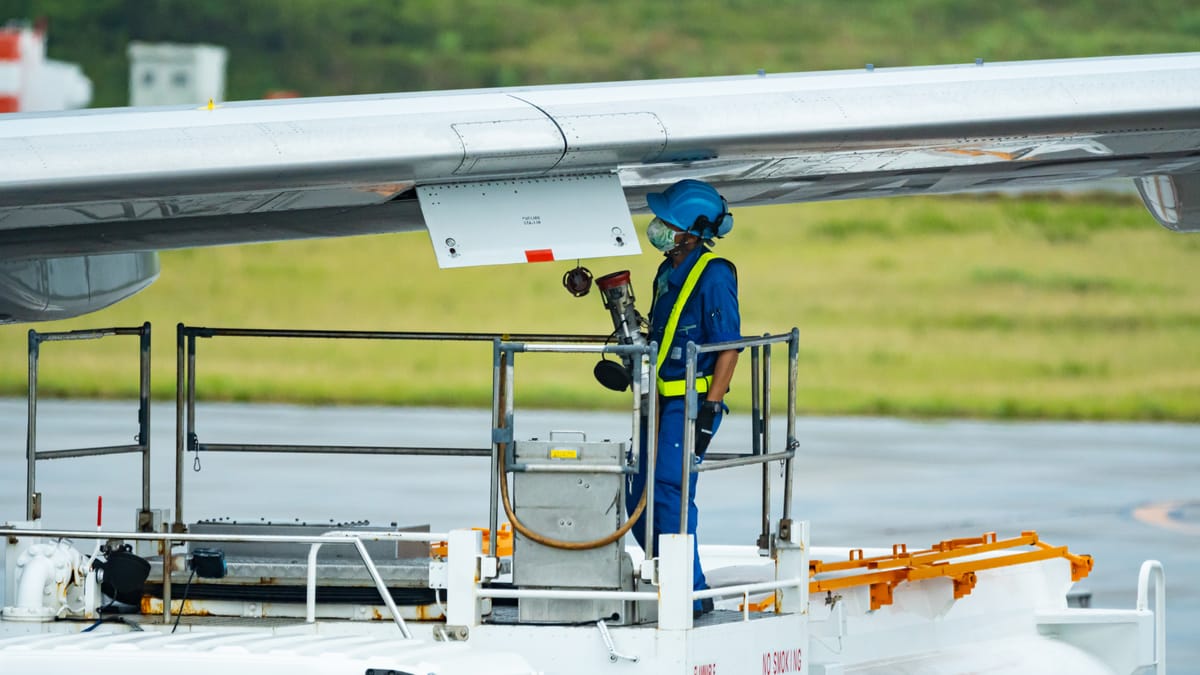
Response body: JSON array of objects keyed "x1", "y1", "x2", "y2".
[
  {"x1": 0, "y1": 21, "x2": 92, "y2": 113},
  {"x1": 127, "y1": 41, "x2": 226, "y2": 107}
]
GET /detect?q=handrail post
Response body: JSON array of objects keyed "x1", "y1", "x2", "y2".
[
  {"x1": 173, "y1": 324, "x2": 186, "y2": 533},
  {"x1": 751, "y1": 345, "x2": 766, "y2": 551},
  {"x1": 182, "y1": 331, "x2": 197, "y2": 531},
  {"x1": 680, "y1": 342, "x2": 699, "y2": 535},
  {"x1": 138, "y1": 322, "x2": 152, "y2": 527},
  {"x1": 306, "y1": 542, "x2": 323, "y2": 623},
  {"x1": 645, "y1": 342, "x2": 658, "y2": 560},
  {"x1": 24, "y1": 325, "x2": 155, "y2": 524},
  {"x1": 762, "y1": 340, "x2": 773, "y2": 552},
  {"x1": 781, "y1": 328, "x2": 799, "y2": 535},
  {"x1": 750, "y1": 344, "x2": 761, "y2": 458},
  {"x1": 630, "y1": 344, "x2": 645, "y2": 554},
  {"x1": 352, "y1": 537, "x2": 412, "y2": 638},
  {"x1": 1137, "y1": 560, "x2": 1166, "y2": 675},
  {"x1": 162, "y1": 536, "x2": 172, "y2": 625},
  {"x1": 489, "y1": 341, "x2": 503, "y2": 558},
  {"x1": 26, "y1": 329, "x2": 39, "y2": 521}
]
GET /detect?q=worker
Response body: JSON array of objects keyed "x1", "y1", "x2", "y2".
[{"x1": 627, "y1": 179, "x2": 740, "y2": 617}]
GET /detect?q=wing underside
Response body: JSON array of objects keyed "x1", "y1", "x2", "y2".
[{"x1": 1, "y1": 53, "x2": 1198, "y2": 320}]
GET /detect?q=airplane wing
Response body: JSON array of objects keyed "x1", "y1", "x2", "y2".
[{"x1": 2, "y1": 52, "x2": 1198, "y2": 322}]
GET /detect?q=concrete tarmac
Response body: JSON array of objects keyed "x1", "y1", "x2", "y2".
[{"x1": 1, "y1": 399, "x2": 1196, "y2": 669}]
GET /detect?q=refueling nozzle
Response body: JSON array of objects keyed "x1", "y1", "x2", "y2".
[{"x1": 594, "y1": 270, "x2": 648, "y2": 392}]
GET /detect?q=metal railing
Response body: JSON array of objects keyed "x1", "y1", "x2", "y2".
[
  {"x1": 492, "y1": 328, "x2": 800, "y2": 561},
  {"x1": 1137, "y1": 560, "x2": 1166, "y2": 675},
  {"x1": 12, "y1": 323, "x2": 808, "y2": 631},
  {"x1": 681, "y1": 329, "x2": 800, "y2": 548},
  {"x1": 491, "y1": 338, "x2": 657, "y2": 555},
  {"x1": 0, "y1": 525, "x2": 443, "y2": 638},
  {"x1": 172, "y1": 324, "x2": 607, "y2": 532},
  {"x1": 24, "y1": 323, "x2": 152, "y2": 528}
]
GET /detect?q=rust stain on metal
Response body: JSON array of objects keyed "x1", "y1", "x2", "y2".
[
  {"x1": 181, "y1": 600, "x2": 212, "y2": 616},
  {"x1": 415, "y1": 603, "x2": 444, "y2": 621},
  {"x1": 141, "y1": 597, "x2": 212, "y2": 616}
]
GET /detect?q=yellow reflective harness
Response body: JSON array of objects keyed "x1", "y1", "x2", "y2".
[{"x1": 655, "y1": 252, "x2": 725, "y2": 397}]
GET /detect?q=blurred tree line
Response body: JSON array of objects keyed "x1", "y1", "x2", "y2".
[{"x1": 1, "y1": 0, "x2": 1197, "y2": 106}]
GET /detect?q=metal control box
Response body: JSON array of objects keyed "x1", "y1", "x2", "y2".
[{"x1": 511, "y1": 435, "x2": 630, "y2": 623}]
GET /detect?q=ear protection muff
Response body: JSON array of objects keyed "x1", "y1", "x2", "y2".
[{"x1": 690, "y1": 196, "x2": 734, "y2": 240}]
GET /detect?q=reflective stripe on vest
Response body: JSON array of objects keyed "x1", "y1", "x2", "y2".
[{"x1": 656, "y1": 252, "x2": 723, "y2": 397}]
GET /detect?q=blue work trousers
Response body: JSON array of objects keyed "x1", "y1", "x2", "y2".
[{"x1": 625, "y1": 396, "x2": 721, "y2": 605}]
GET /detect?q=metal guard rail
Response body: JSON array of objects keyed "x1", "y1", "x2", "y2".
[
  {"x1": 25, "y1": 323, "x2": 152, "y2": 526},
  {"x1": 680, "y1": 328, "x2": 800, "y2": 551},
  {"x1": 173, "y1": 325, "x2": 609, "y2": 532},
  {"x1": 1137, "y1": 560, "x2": 1166, "y2": 675},
  {"x1": 0, "y1": 526, "x2": 447, "y2": 639},
  {"x1": 1, "y1": 526, "x2": 808, "y2": 633},
  {"x1": 492, "y1": 339, "x2": 659, "y2": 557}
]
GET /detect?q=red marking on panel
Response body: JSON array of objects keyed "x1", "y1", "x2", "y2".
[
  {"x1": 0, "y1": 33, "x2": 20, "y2": 60},
  {"x1": 524, "y1": 248, "x2": 555, "y2": 263},
  {"x1": 0, "y1": 96, "x2": 18, "y2": 113},
  {"x1": 761, "y1": 648, "x2": 803, "y2": 675},
  {"x1": 694, "y1": 664, "x2": 717, "y2": 675}
]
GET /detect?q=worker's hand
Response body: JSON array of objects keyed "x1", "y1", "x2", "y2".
[{"x1": 695, "y1": 400, "x2": 725, "y2": 457}]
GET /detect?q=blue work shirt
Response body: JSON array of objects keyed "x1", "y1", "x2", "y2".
[{"x1": 648, "y1": 246, "x2": 741, "y2": 390}]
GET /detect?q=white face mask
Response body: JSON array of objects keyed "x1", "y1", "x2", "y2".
[{"x1": 646, "y1": 217, "x2": 680, "y2": 252}]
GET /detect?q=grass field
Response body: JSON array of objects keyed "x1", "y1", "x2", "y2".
[{"x1": 1, "y1": 195, "x2": 1198, "y2": 421}]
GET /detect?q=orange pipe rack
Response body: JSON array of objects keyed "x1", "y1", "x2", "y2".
[{"x1": 748, "y1": 530, "x2": 1092, "y2": 612}]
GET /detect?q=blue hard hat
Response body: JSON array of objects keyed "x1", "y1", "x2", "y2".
[{"x1": 646, "y1": 179, "x2": 733, "y2": 239}]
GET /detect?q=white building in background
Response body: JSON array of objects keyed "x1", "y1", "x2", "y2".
[
  {"x1": 128, "y1": 41, "x2": 226, "y2": 106},
  {"x1": 0, "y1": 21, "x2": 92, "y2": 113}
]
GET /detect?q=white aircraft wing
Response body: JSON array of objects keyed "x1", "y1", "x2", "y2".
[{"x1": 1, "y1": 53, "x2": 1198, "y2": 321}]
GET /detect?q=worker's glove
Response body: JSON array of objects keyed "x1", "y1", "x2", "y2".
[{"x1": 695, "y1": 400, "x2": 725, "y2": 457}]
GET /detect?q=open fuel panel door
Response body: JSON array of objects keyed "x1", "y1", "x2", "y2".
[{"x1": 418, "y1": 173, "x2": 641, "y2": 268}]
